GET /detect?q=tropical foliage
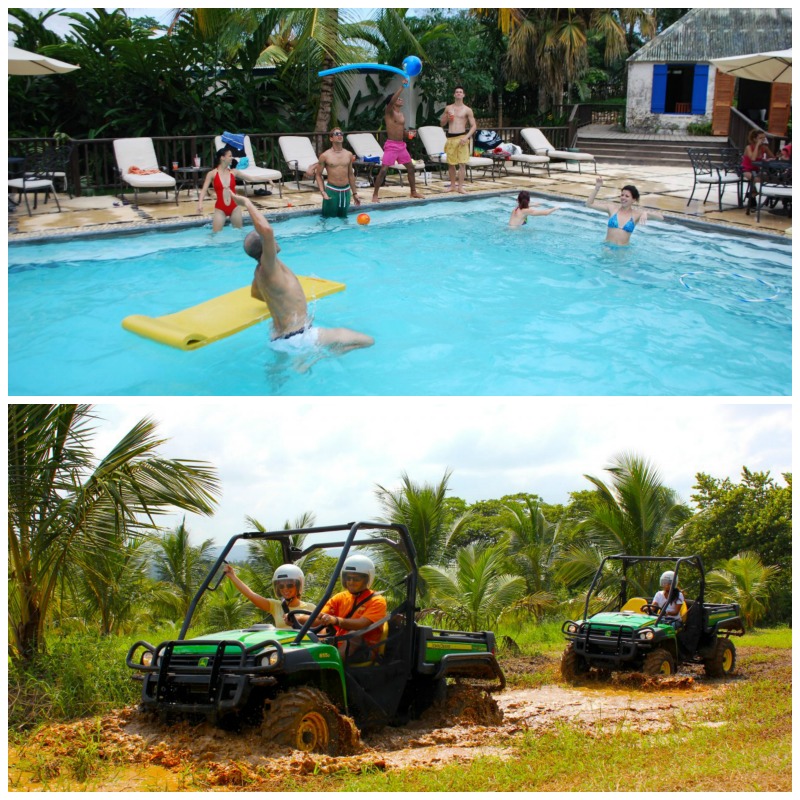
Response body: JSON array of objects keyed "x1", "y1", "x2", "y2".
[
  {"x1": 9, "y1": 7, "x2": 676, "y2": 138},
  {"x1": 7, "y1": 404, "x2": 790, "y2": 677}
]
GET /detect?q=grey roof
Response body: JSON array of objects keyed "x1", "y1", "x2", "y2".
[{"x1": 628, "y1": 8, "x2": 792, "y2": 63}]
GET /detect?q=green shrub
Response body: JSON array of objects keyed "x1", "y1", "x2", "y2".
[{"x1": 687, "y1": 120, "x2": 713, "y2": 136}]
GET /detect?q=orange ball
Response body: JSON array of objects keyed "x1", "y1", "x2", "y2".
[
  {"x1": 357, "y1": 213, "x2": 370, "y2": 225},
  {"x1": 286, "y1": 202, "x2": 293, "y2": 208}
]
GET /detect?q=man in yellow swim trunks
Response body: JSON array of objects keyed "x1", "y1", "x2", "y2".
[{"x1": 439, "y1": 86, "x2": 477, "y2": 195}]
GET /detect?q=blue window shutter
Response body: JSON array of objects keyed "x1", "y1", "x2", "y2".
[
  {"x1": 651, "y1": 64, "x2": 667, "y2": 113},
  {"x1": 691, "y1": 65, "x2": 709, "y2": 115}
]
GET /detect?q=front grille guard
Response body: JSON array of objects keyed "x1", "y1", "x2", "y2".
[{"x1": 563, "y1": 622, "x2": 642, "y2": 659}]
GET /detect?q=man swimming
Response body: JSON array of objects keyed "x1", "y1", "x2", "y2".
[{"x1": 233, "y1": 194, "x2": 374, "y2": 352}]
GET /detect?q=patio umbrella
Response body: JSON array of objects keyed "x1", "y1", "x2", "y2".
[
  {"x1": 8, "y1": 45, "x2": 80, "y2": 76},
  {"x1": 710, "y1": 49, "x2": 791, "y2": 84}
]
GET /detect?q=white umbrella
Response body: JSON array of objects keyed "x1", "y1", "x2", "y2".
[
  {"x1": 8, "y1": 45, "x2": 80, "y2": 76},
  {"x1": 710, "y1": 49, "x2": 791, "y2": 84}
]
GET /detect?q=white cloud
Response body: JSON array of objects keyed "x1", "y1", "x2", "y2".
[{"x1": 92, "y1": 399, "x2": 791, "y2": 547}]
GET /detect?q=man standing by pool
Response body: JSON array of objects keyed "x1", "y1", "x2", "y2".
[
  {"x1": 371, "y1": 82, "x2": 424, "y2": 203},
  {"x1": 316, "y1": 127, "x2": 361, "y2": 218},
  {"x1": 439, "y1": 86, "x2": 477, "y2": 195},
  {"x1": 232, "y1": 194, "x2": 374, "y2": 352}
]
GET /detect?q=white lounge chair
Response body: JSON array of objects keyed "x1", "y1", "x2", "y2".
[
  {"x1": 113, "y1": 137, "x2": 177, "y2": 205},
  {"x1": 278, "y1": 136, "x2": 323, "y2": 190},
  {"x1": 520, "y1": 128, "x2": 596, "y2": 173},
  {"x1": 346, "y1": 132, "x2": 428, "y2": 187},
  {"x1": 417, "y1": 126, "x2": 493, "y2": 182},
  {"x1": 214, "y1": 134, "x2": 283, "y2": 198}
]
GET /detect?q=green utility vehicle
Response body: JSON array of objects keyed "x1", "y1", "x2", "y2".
[
  {"x1": 127, "y1": 522, "x2": 505, "y2": 753},
  {"x1": 560, "y1": 555, "x2": 744, "y2": 681}
]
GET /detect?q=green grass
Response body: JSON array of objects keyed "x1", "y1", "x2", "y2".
[{"x1": 738, "y1": 625, "x2": 791, "y2": 649}]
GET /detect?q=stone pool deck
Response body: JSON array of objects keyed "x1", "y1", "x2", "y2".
[{"x1": 8, "y1": 160, "x2": 792, "y2": 241}]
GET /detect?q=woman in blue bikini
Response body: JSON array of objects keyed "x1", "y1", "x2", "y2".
[{"x1": 585, "y1": 177, "x2": 663, "y2": 245}]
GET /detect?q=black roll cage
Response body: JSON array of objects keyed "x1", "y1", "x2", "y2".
[
  {"x1": 583, "y1": 554, "x2": 706, "y2": 625},
  {"x1": 178, "y1": 521, "x2": 418, "y2": 643}
]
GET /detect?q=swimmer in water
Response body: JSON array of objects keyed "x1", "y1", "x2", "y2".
[
  {"x1": 509, "y1": 191, "x2": 558, "y2": 227},
  {"x1": 232, "y1": 194, "x2": 374, "y2": 353},
  {"x1": 585, "y1": 177, "x2": 663, "y2": 245}
]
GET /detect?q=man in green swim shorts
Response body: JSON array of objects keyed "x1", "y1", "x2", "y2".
[{"x1": 315, "y1": 127, "x2": 361, "y2": 218}]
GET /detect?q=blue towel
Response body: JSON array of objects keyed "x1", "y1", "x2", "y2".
[{"x1": 221, "y1": 131, "x2": 246, "y2": 151}]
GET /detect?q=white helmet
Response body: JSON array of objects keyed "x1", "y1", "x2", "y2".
[
  {"x1": 341, "y1": 554, "x2": 375, "y2": 589},
  {"x1": 660, "y1": 570, "x2": 675, "y2": 588},
  {"x1": 272, "y1": 563, "x2": 305, "y2": 597}
]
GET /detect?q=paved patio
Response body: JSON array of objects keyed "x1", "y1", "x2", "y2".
[{"x1": 7, "y1": 158, "x2": 792, "y2": 241}]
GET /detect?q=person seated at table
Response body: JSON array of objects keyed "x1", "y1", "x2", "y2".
[
  {"x1": 779, "y1": 143, "x2": 791, "y2": 161},
  {"x1": 742, "y1": 130, "x2": 775, "y2": 207},
  {"x1": 197, "y1": 147, "x2": 247, "y2": 232}
]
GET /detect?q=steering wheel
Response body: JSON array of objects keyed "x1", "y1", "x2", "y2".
[
  {"x1": 285, "y1": 609, "x2": 336, "y2": 637},
  {"x1": 640, "y1": 603, "x2": 660, "y2": 616}
]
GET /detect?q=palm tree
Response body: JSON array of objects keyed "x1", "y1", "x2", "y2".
[
  {"x1": 497, "y1": 497, "x2": 560, "y2": 620},
  {"x1": 706, "y1": 551, "x2": 780, "y2": 629},
  {"x1": 556, "y1": 453, "x2": 690, "y2": 592},
  {"x1": 151, "y1": 519, "x2": 217, "y2": 623},
  {"x1": 8, "y1": 404, "x2": 220, "y2": 663},
  {"x1": 420, "y1": 543, "x2": 525, "y2": 631},
  {"x1": 203, "y1": 579, "x2": 258, "y2": 632},
  {"x1": 375, "y1": 470, "x2": 475, "y2": 601}
]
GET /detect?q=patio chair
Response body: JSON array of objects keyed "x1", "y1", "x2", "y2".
[
  {"x1": 755, "y1": 165, "x2": 791, "y2": 223},
  {"x1": 346, "y1": 132, "x2": 428, "y2": 187},
  {"x1": 113, "y1": 137, "x2": 177, "y2": 205},
  {"x1": 214, "y1": 135, "x2": 283, "y2": 198},
  {"x1": 520, "y1": 128, "x2": 596, "y2": 173},
  {"x1": 717, "y1": 147, "x2": 745, "y2": 208},
  {"x1": 416, "y1": 126, "x2": 493, "y2": 182},
  {"x1": 26, "y1": 143, "x2": 74, "y2": 197},
  {"x1": 278, "y1": 135, "x2": 322, "y2": 191},
  {"x1": 8, "y1": 150, "x2": 62, "y2": 216},
  {"x1": 686, "y1": 148, "x2": 742, "y2": 212}
]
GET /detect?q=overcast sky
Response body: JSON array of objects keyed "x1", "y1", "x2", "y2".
[{"x1": 90, "y1": 399, "x2": 791, "y2": 547}]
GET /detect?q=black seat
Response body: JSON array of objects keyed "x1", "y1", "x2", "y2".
[
  {"x1": 687, "y1": 149, "x2": 742, "y2": 212},
  {"x1": 8, "y1": 149, "x2": 63, "y2": 216}
]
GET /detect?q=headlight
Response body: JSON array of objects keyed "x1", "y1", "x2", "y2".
[
  {"x1": 259, "y1": 649, "x2": 279, "y2": 667},
  {"x1": 141, "y1": 650, "x2": 154, "y2": 667},
  {"x1": 638, "y1": 628, "x2": 655, "y2": 640},
  {"x1": 566, "y1": 623, "x2": 579, "y2": 634}
]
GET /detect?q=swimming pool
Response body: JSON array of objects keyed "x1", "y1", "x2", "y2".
[{"x1": 8, "y1": 195, "x2": 792, "y2": 396}]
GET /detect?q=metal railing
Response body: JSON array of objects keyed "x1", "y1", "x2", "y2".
[{"x1": 9, "y1": 125, "x2": 572, "y2": 198}]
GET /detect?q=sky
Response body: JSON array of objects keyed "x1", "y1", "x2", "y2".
[{"x1": 90, "y1": 399, "x2": 791, "y2": 547}]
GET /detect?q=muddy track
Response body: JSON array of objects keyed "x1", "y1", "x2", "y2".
[{"x1": 10, "y1": 648, "x2": 789, "y2": 789}]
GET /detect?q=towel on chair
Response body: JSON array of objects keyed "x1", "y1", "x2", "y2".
[
  {"x1": 221, "y1": 132, "x2": 246, "y2": 151},
  {"x1": 128, "y1": 165, "x2": 162, "y2": 175}
]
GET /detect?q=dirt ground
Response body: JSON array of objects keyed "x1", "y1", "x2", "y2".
[{"x1": 8, "y1": 648, "x2": 789, "y2": 791}]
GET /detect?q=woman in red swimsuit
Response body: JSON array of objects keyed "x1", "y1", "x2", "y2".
[{"x1": 197, "y1": 147, "x2": 245, "y2": 232}]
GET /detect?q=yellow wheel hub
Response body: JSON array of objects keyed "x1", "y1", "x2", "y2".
[
  {"x1": 721, "y1": 647, "x2": 733, "y2": 671},
  {"x1": 294, "y1": 711, "x2": 330, "y2": 752},
  {"x1": 659, "y1": 659, "x2": 673, "y2": 675}
]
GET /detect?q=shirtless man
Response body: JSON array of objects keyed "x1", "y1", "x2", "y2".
[
  {"x1": 316, "y1": 127, "x2": 361, "y2": 218},
  {"x1": 232, "y1": 194, "x2": 374, "y2": 352},
  {"x1": 371, "y1": 83, "x2": 424, "y2": 203},
  {"x1": 439, "y1": 86, "x2": 477, "y2": 194}
]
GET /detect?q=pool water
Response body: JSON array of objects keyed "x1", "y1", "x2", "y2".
[{"x1": 8, "y1": 195, "x2": 792, "y2": 396}]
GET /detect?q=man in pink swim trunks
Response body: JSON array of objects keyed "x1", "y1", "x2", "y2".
[{"x1": 371, "y1": 82, "x2": 424, "y2": 203}]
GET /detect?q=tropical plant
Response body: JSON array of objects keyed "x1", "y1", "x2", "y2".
[
  {"x1": 555, "y1": 453, "x2": 691, "y2": 594},
  {"x1": 202, "y1": 579, "x2": 258, "y2": 632},
  {"x1": 420, "y1": 543, "x2": 526, "y2": 631},
  {"x1": 375, "y1": 470, "x2": 475, "y2": 602},
  {"x1": 150, "y1": 519, "x2": 217, "y2": 623},
  {"x1": 7, "y1": 404, "x2": 220, "y2": 663},
  {"x1": 705, "y1": 551, "x2": 780, "y2": 629}
]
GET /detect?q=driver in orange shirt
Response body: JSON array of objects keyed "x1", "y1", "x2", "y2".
[{"x1": 314, "y1": 554, "x2": 387, "y2": 659}]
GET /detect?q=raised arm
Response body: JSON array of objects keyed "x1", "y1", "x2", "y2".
[
  {"x1": 224, "y1": 564, "x2": 272, "y2": 614},
  {"x1": 232, "y1": 194, "x2": 277, "y2": 265},
  {"x1": 586, "y1": 176, "x2": 609, "y2": 212}
]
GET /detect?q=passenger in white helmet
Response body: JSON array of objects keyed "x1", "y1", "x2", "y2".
[
  {"x1": 652, "y1": 570, "x2": 685, "y2": 627},
  {"x1": 223, "y1": 563, "x2": 314, "y2": 629}
]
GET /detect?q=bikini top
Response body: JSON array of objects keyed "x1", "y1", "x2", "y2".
[{"x1": 608, "y1": 212, "x2": 635, "y2": 233}]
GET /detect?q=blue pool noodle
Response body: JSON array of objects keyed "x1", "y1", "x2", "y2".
[{"x1": 319, "y1": 63, "x2": 410, "y2": 79}]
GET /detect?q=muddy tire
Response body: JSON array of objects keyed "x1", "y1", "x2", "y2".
[
  {"x1": 560, "y1": 643, "x2": 589, "y2": 683},
  {"x1": 704, "y1": 638, "x2": 737, "y2": 678},
  {"x1": 263, "y1": 687, "x2": 345, "y2": 754},
  {"x1": 642, "y1": 648, "x2": 676, "y2": 676},
  {"x1": 442, "y1": 684, "x2": 503, "y2": 725}
]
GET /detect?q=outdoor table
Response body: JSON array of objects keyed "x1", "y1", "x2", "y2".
[
  {"x1": 175, "y1": 165, "x2": 210, "y2": 199},
  {"x1": 747, "y1": 159, "x2": 792, "y2": 216},
  {"x1": 482, "y1": 151, "x2": 510, "y2": 179}
]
